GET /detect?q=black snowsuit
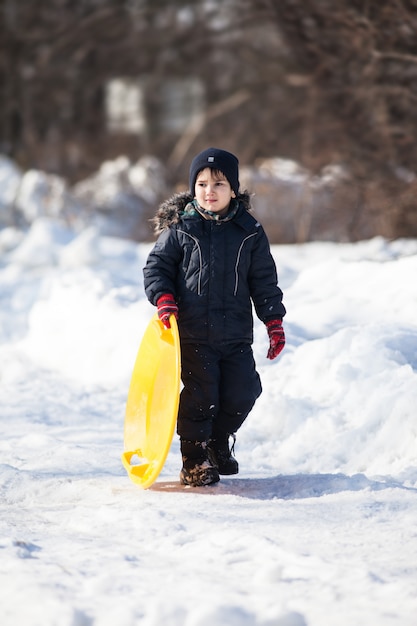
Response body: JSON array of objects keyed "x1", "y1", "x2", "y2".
[{"x1": 143, "y1": 191, "x2": 285, "y2": 442}]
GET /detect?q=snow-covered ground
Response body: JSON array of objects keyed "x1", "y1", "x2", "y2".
[{"x1": 1, "y1": 218, "x2": 417, "y2": 626}]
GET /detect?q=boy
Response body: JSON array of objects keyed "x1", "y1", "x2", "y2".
[{"x1": 143, "y1": 148, "x2": 286, "y2": 486}]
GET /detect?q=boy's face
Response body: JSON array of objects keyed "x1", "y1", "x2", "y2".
[{"x1": 194, "y1": 168, "x2": 236, "y2": 216}]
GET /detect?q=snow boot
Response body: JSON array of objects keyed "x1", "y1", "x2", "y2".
[
  {"x1": 180, "y1": 440, "x2": 220, "y2": 487},
  {"x1": 207, "y1": 433, "x2": 239, "y2": 475}
]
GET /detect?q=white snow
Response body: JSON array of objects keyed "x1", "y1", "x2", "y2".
[{"x1": 1, "y1": 217, "x2": 417, "y2": 626}]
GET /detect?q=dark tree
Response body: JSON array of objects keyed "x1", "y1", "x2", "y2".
[{"x1": 1, "y1": 0, "x2": 417, "y2": 239}]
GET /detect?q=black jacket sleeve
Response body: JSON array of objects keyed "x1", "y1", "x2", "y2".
[
  {"x1": 143, "y1": 227, "x2": 182, "y2": 305},
  {"x1": 248, "y1": 226, "x2": 286, "y2": 322}
]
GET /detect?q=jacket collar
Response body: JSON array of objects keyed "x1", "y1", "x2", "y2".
[{"x1": 152, "y1": 191, "x2": 253, "y2": 234}]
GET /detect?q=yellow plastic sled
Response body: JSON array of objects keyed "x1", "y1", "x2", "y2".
[{"x1": 121, "y1": 313, "x2": 181, "y2": 489}]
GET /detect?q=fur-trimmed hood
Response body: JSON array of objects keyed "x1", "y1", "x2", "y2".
[{"x1": 151, "y1": 190, "x2": 252, "y2": 234}]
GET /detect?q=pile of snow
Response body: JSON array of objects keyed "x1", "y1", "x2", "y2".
[
  {"x1": 241, "y1": 158, "x2": 360, "y2": 242},
  {"x1": 1, "y1": 220, "x2": 417, "y2": 625},
  {"x1": 0, "y1": 155, "x2": 22, "y2": 227},
  {"x1": 72, "y1": 155, "x2": 166, "y2": 240},
  {"x1": 0, "y1": 154, "x2": 166, "y2": 241}
]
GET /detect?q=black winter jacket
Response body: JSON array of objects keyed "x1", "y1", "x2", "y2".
[{"x1": 143, "y1": 192, "x2": 286, "y2": 345}]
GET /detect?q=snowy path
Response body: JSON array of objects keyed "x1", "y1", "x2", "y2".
[{"x1": 1, "y1": 222, "x2": 417, "y2": 625}]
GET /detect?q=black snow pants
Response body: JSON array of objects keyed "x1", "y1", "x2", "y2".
[{"x1": 177, "y1": 342, "x2": 262, "y2": 442}]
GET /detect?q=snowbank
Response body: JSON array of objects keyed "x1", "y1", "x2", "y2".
[{"x1": 1, "y1": 220, "x2": 417, "y2": 626}]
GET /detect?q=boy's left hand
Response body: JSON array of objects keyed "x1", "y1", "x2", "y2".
[{"x1": 265, "y1": 319, "x2": 285, "y2": 360}]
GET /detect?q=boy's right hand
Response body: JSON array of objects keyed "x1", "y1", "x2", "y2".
[{"x1": 157, "y1": 294, "x2": 179, "y2": 329}]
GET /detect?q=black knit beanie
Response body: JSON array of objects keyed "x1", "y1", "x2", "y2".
[{"x1": 189, "y1": 147, "x2": 240, "y2": 196}]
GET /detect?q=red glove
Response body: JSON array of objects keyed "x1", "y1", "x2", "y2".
[
  {"x1": 156, "y1": 294, "x2": 178, "y2": 329},
  {"x1": 266, "y1": 319, "x2": 285, "y2": 360}
]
